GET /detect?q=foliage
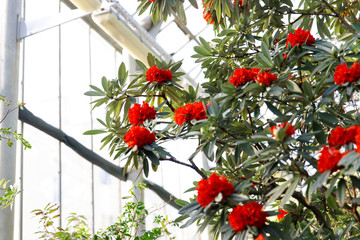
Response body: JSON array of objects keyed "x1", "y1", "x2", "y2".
[
  {"x1": 33, "y1": 184, "x2": 177, "y2": 240},
  {"x1": 86, "y1": 0, "x2": 360, "y2": 239},
  {"x1": 0, "y1": 95, "x2": 31, "y2": 149},
  {"x1": 0, "y1": 96, "x2": 31, "y2": 210},
  {"x1": 0, "y1": 178, "x2": 19, "y2": 209}
]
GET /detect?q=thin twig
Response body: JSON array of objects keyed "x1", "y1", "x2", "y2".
[
  {"x1": 160, "y1": 158, "x2": 207, "y2": 179},
  {"x1": 320, "y1": 0, "x2": 356, "y2": 34},
  {"x1": 161, "y1": 92, "x2": 175, "y2": 112}
]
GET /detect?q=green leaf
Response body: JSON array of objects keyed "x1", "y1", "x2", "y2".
[
  {"x1": 174, "y1": 199, "x2": 189, "y2": 207},
  {"x1": 261, "y1": 41, "x2": 271, "y2": 63},
  {"x1": 265, "y1": 101, "x2": 283, "y2": 117},
  {"x1": 350, "y1": 176, "x2": 360, "y2": 190},
  {"x1": 281, "y1": 175, "x2": 300, "y2": 207},
  {"x1": 118, "y1": 62, "x2": 127, "y2": 86},
  {"x1": 135, "y1": 59, "x2": 148, "y2": 71},
  {"x1": 312, "y1": 121, "x2": 326, "y2": 144},
  {"x1": 336, "y1": 178, "x2": 346, "y2": 207},
  {"x1": 286, "y1": 79, "x2": 302, "y2": 93},
  {"x1": 83, "y1": 130, "x2": 106, "y2": 135},
  {"x1": 84, "y1": 91, "x2": 105, "y2": 97},
  {"x1": 178, "y1": 201, "x2": 201, "y2": 215},
  {"x1": 256, "y1": 53, "x2": 274, "y2": 68},
  {"x1": 144, "y1": 150, "x2": 160, "y2": 165},
  {"x1": 193, "y1": 46, "x2": 212, "y2": 56},
  {"x1": 188, "y1": 0, "x2": 198, "y2": 8},
  {"x1": 310, "y1": 171, "x2": 330, "y2": 194}
]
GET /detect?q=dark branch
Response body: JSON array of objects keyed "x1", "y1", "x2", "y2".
[
  {"x1": 293, "y1": 191, "x2": 332, "y2": 232},
  {"x1": 18, "y1": 106, "x2": 181, "y2": 210}
]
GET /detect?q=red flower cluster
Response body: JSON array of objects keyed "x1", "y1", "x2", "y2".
[
  {"x1": 148, "y1": 0, "x2": 154, "y2": 2},
  {"x1": 328, "y1": 125, "x2": 360, "y2": 147},
  {"x1": 229, "y1": 68, "x2": 277, "y2": 87},
  {"x1": 233, "y1": 0, "x2": 243, "y2": 7},
  {"x1": 270, "y1": 122, "x2": 295, "y2": 140},
  {"x1": 202, "y1": 0, "x2": 214, "y2": 24},
  {"x1": 174, "y1": 102, "x2": 207, "y2": 125},
  {"x1": 255, "y1": 234, "x2": 265, "y2": 240},
  {"x1": 228, "y1": 202, "x2": 268, "y2": 232},
  {"x1": 123, "y1": 126, "x2": 156, "y2": 149},
  {"x1": 333, "y1": 62, "x2": 360, "y2": 85},
  {"x1": 196, "y1": 173, "x2": 235, "y2": 207},
  {"x1": 256, "y1": 70, "x2": 278, "y2": 86},
  {"x1": 286, "y1": 28, "x2": 315, "y2": 48},
  {"x1": 277, "y1": 209, "x2": 290, "y2": 220},
  {"x1": 128, "y1": 101, "x2": 156, "y2": 125},
  {"x1": 146, "y1": 65, "x2": 172, "y2": 84},
  {"x1": 317, "y1": 146, "x2": 348, "y2": 173}
]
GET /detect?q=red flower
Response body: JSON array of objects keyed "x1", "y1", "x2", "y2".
[
  {"x1": 286, "y1": 28, "x2": 315, "y2": 48},
  {"x1": 282, "y1": 53, "x2": 288, "y2": 60},
  {"x1": 228, "y1": 202, "x2": 268, "y2": 232},
  {"x1": 203, "y1": 0, "x2": 214, "y2": 24},
  {"x1": 196, "y1": 173, "x2": 235, "y2": 207},
  {"x1": 270, "y1": 122, "x2": 295, "y2": 140},
  {"x1": 229, "y1": 68, "x2": 258, "y2": 87},
  {"x1": 174, "y1": 102, "x2": 207, "y2": 125},
  {"x1": 123, "y1": 126, "x2": 156, "y2": 149},
  {"x1": 233, "y1": 0, "x2": 243, "y2": 7},
  {"x1": 328, "y1": 125, "x2": 360, "y2": 147},
  {"x1": 146, "y1": 65, "x2": 172, "y2": 84},
  {"x1": 148, "y1": 0, "x2": 154, "y2": 2},
  {"x1": 128, "y1": 101, "x2": 156, "y2": 125},
  {"x1": 256, "y1": 71, "x2": 278, "y2": 86},
  {"x1": 255, "y1": 234, "x2": 265, "y2": 240},
  {"x1": 334, "y1": 62, "x2": 360, "y2": 85},
  {"x1": 317, "y1": 146, "x2": 348, "y2": 173},
  {"x1": 277, "y1": 209, "x2": 290, "y2": 220}
]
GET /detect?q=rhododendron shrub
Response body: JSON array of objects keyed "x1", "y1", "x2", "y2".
[{"x1": 86, "y1": 0, "x2": 360, "y2": 239}]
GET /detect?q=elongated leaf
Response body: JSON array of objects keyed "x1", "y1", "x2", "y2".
[
  {"x1": 281, "y1": 176, "x2": 300, "y2": 207},
  {"x1": 336, "y1": 178, "x2": 346, "y2": 207}
]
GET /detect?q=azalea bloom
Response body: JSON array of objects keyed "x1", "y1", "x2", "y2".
[
  {"x1": 317, "y1": 146, "x2": 348, "y2": 173},
  {"x1": 277, "y1": 209, "x2": 290, "y2": 220},
  {"x1": 196, "y1": 173, "x2": 235, "y2": 207},
  {"x1": 286, "y1": 28, "x2": 315, "y2": 48},
  {"x1": 334, "y1": 62, "x2": 360, "y2": 85},
  {"x1": 174, "y1": 102, "x2": 207, "y2": 125},
  {"x1": 228, "y1": 202, "x2": 268, "y2": 232},
  {"x1": 146, "y1": 65, "x2": 172, "y2": 84},
  {"x1": 229, "y1": 68, "x2": 259, "y2": 87},
  {"x1": 270, "y1": 122, "x2": 295, "y2": 141},
  {"x1": 123, "y1": 126, "x2": 156, "y2": 149},
  {"x1": 128, "y1": 101, "x2": 156, "y2": 125},
  {"x1": 256, "y1": 70, "x2": 278, "y2": 86},
  {"x1": 328, "y1": 125, "x2": 360, "y2": 147}
]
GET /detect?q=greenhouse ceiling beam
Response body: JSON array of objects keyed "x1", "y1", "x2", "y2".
[
  {"x1": 17, "y1": 8, "x2": 93, "y2": 40},
  {"x1": 18, "y1": 107, "x2": 181, "y2": 210}
]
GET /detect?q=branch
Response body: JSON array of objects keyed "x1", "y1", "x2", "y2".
[
  {"x1": 320, "y1": 0, "x2": 356, "y2": 34},
  {"x1": 292, "y1": 191, "x2": 332, "y2": 232},
  {"x1": 161, "y1": 92, "x2": 175, "y2": 112},
  {"x1": 159, "y1": 157, "x2": 206, "y2": 179},
  {"x1": 19, "y1": 107, "x2": 181, "y2": 210}
]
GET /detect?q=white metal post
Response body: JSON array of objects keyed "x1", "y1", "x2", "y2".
[{"x1": 0, "y1": 0, "x2": 22, "y2": 239}]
